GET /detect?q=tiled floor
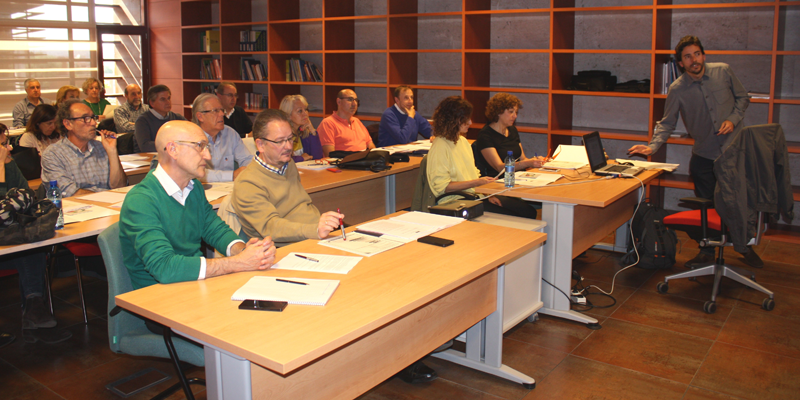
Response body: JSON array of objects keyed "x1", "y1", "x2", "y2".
[{"x1": 1, "y1": 232, "x2": 798, "y2": 400}]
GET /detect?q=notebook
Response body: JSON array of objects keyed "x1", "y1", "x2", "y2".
[
  {"x1": 231, "y1": 276, "x2": 340, "y2": 306},
  {"x1": 583, "y1": 131, "x2": 644, "y2": 177}
]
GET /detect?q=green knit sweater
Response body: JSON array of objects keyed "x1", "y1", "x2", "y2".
[
  {"x1": 232, "y1": 159, "x2": 320, "y2": 246},
  {"x1": 120, "y1": 171, "x2": 241, "y2": 290}
]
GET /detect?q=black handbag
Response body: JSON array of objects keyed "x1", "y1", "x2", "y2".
[
  {"x1": 570, "y1": 70, "x2": 617, "y2": 91},
  {"x1": 0, "y1": 188, "x2": 59, "y2": 246},
  {"x1": 335, "y1": 149, "x2": 392, "y2": 172}
]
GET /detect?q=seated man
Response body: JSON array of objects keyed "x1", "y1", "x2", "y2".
[
  {"x1": 42, "y1": 99, "x2": 127, "y2": 197},
  {"x1": 317, "y1": 89, "x2": 375, "y2": 157},
  {"x1": 378, "y1": 85, "x2": 432, "y2": 147},
  {"x1": 13, "y1": 78, "x2": 49, "y2": 128},
  {"x1": 134, "y1": 84, "x2": 186, "y2": 152},
  {"x1": 231, "y1": 109, "x2": 343, "y2": 247},
  {"x1": 192, "y1": 93, "x2": 253, "y2": 182},
  {"x1": 114, "y1": 84, "x2": 149, "y2": 153},
  {"x1": 216, "y1": 82, "x2": 252, "y2": 138},
  {"x1": 119, "y1": 120, "x2": 276, "y2": 294}
]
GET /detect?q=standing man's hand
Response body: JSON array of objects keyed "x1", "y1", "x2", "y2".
[
  {"x1": 406, "y1": 105, "x2": 416, "y2": 119},
  {"x1": 717, "y1": 120, "x2": 734, "y2": 135},
  {"x1": 627, "y1": 144, "x2": 653, "y2": 156}
]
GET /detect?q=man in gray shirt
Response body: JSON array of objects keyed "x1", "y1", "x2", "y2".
[
  {"x1": 12, "y1": 78, "x2": 49, "y2": 128},
  {"x1": 628, "y1": 35, "x2": 757, "y2": 267}
]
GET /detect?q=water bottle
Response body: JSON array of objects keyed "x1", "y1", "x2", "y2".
[
  {"x1": 504, "y1": 151, "x2": 515, "y2": 188},
  {"x1": 47, "y1": 181, "x2": 64, "y2": 230}
]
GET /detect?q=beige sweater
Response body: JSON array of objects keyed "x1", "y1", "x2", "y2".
[{"x1": 231, "y1": 160, "x2": 320, "y2": 246}]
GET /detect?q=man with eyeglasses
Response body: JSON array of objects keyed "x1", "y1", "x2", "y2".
[
  {"x1": 134, "y1": 85, "x2": 187, "y2": 153},
  {"x1": 317, "y1": 89, "x2": 375, "y2": 157},
  {"x1": 41, "y1": 99, "x2": 127, "y2": 197},
  {"x1": 192, "y1": 93, "x2": 253, "y2": 182},
  {"x1": 231, "y1": 109, "x2": 344, "y2": 247},
  {"x1": 216, "y1": 82, "x2": 252, "y2": 138},
  {"x1": 13, "y1": 78, "x2": 49, "y2": 128},
  {"x1": 120, "y1": 120, "x2": 276, "y2": 295}
]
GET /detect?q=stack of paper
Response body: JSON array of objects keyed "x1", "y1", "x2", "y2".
[
  {"x1": 543, "y1": 145, "x2": 589, "y2": 169},
  {"x1": 62, "y1": 199, "x2": 120, "y2": 224},
  {"x1": 389, "y1": 211, "x2": 464, "y2": 230},
  {"x1": 231, "y1": 276, "x2": 340, "y2": 306},
  {"x1": 514, "y1": 171, "x2": 563, "y2": 187}
]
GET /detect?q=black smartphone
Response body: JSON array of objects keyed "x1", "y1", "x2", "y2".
[
  {"x1": 417, "y1": 235, "x2": 454, "y2": 247},
  {"x1": 238, "y1": 300, "x2": 288, "y2": 312}
]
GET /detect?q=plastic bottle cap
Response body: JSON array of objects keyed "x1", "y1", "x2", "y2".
[{"x1": 49, "y1": 180, "x2": 57, "y2": 187}]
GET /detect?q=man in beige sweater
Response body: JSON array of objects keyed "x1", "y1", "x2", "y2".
[{"x1": 231, "y1": 109, "x2": 344, "y2": 246}]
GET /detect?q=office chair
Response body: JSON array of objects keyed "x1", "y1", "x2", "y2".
[
  {"x1": 410, "y1": 156, "x2": 479, "y2": 212},
  {"x1": 11, "y1": 147, "x2": 41, "y2": 181},
  {"x1": 60, "y1": 241, "x2": 101, "y2": 324},
  {"x1": 97, "y1": 223, "x2": 205, "y2": 400}
]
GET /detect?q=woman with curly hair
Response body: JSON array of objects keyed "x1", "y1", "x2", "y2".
[
  {"x1": 474, "y1": 92, "x2": 544, "y2": 176},
  {"x1": 279, "y1": 94, "x2": 323, "y2": 161},
  {"x1": 427, "y1": 96, "x2": 539, "y2": 218},
  {"x1": 19, "y1": 104, "x2": 61, "y2": 155}
]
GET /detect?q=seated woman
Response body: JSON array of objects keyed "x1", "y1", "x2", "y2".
[
  {"x1": 53, "y1": 85, "x2": 81, "y2": 107},
  {"x1": 279, "y1": 94, "x2": 323, "y2": 161},
  {"x1": 427, "y1": 96, "x2": 538, "y2": 219},
  {"x1": 81, "y1": 78, "x2": 111, "y2": 120},
  {"x1": 474, "y1": 93, "x2": 544, "y2": 176},
  {"x1": 19, "y1": 104, "x2": 60, "y2": 155}
]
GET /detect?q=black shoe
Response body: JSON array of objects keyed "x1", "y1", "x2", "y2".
[
  {"x1": 22, "y1": 296, "x2": 57, "y2": 329},
  {"x1": 685, "y1": 252, "x2": 714, "y2": 269},
  {"x1": 22, "y1": 328, "x2": 72, "y2": 344},
  {"x1": 0, "y1": 332, "x2": 15, "y2": 349},
  {"x1": 397, "y1": 361, "x2": 437, "y2": 384},
  {"x1": 740, "y1": 248, "x2": 764, "y2": 268}
]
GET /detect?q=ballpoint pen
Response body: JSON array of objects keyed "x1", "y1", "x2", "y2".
[
  {"x1": 276, "y1": 278, "x2": 308, "y2": 286},
  {"x1": 295, "y1": 254, "x2": 319, "y2": 263},
  {"x1": 338, "y1": 208, "x2": 346, "y2": 241}
]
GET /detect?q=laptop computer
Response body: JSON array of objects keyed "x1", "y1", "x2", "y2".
[{"x1": 583, "y1": 131, "x2": 644, "y2": 177}]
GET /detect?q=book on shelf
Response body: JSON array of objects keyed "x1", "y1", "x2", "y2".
[
  {"x1": 748, "y1": 92, "x2": 770, "y2": 99},
  {"x1": 200, "y1": 30, "x2": 220, "y2": 53},
  {"x1": 243, "y1": 92, "x2": 267, "y2": 110},
  {"x1": 285, "y1": 58, "x2": 322, "y2": 82},
  {"x1": 661, "y1": 57, "x2": 680, "y2": 94},
  {"x1": 239, "y1": 30, "x2": 266, "y2": 52},
  {"x1": 200, "y1": 58, "x2": 221, "y2": 80},
  {"x1": 240, "y1": 58, "x2": 267, "y2": 81}
]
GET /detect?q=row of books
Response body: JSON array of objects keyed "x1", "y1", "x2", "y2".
[
  {"x1": 239, "y1": 30, "x2": 266, "y2": 52},
  {"x1": 286, "y1": 58, "x2": 322, "y2": 82},
  {"x1": 241, "y1": 58, "x2": 267, "y2": 81},
  {"x1": 200, "y1": 30, "x2": 220, "y2": 53},
  {"x1": 243, "y1": 93, "x2": 268, "y2": 110},
  {"x1": 201, "y1": 58, "x2": 222, "y2": 80},
  {"x1": 661, "y1": 57, "x2": 680, "y2": 94}
]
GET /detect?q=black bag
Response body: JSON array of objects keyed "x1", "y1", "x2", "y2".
[
  {"x1": 615, "y1": 79, "x2": 651, "y2": 93},
  {"x1": 335, "y1": 149, "x2": 392, "y2": 172},
  {"x1": 570, "y1": 70, "x2": 617, "y2": 91},
  {"x1": 0, "y1": 188, "x2": 59, "y2": 246},
  {"x1": 621, "y1": 201, "x2": 678, "y2": 269}
]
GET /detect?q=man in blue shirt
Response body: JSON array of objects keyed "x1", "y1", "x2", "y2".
[
  {"x1": 378, "y1": 86, "x2": 432, "y2": 147},
  {"x1": 191, "y1": 93, "x2": 253, "y2": 182}
]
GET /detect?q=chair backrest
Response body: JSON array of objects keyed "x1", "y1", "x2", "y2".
[
  {"x1": 367, "y1": 123, "x2": 380, "y2": 146},
  {"x1": 115, "y1": 133, "x2": 136, "y2": 155},
  {"x1": 471, "y1": 140, "x2": 491, "y2": 177},
  {"x1": 410, "y1": 155, "x2": 435, "y2": 212},
  {"x1": 11, "y1": 147, "x2": 42, "y2": 181}
]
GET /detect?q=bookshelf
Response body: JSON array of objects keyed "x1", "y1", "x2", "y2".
[{"x1": 149, "y1": 0, "x2": 800, "y2": 233}]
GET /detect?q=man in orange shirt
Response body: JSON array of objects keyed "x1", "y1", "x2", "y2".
[{"x1": 317, "y1": 89, "x2": 375, "y2": 157}]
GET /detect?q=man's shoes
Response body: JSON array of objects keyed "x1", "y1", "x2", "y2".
[
  {"x1": 397, "y1": 361, "x2": 437, "y2": 384},
  {"x1": 685, "y1": 252, "x2": 715, "y2": 269},
  {"x1": 0, "y1": 332, "x2": 15, "y2": 349},
  {"x1": 23, "y1": 329, "x2": 72, "y2": 344},
  {"x1": 22, "y1": 296, "x2": 57, "y2": 329},
  {"x1": 740, "y1": 248, "x2": 765, "y2": 268}
]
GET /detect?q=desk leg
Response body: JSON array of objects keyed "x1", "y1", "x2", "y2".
[
  {"x1": 432, "y1": 265, "x2": 536, "y2": 387},
  {"x1": 385, "y1": 174, "x2": 396, "y2": 215},
  {"x1": 592, "y1": 221, "x2": 631, "y2": 253},
  {"x1": 171, "y1": 329, "x2": 252, "y2": 400},
  {"x1": 537, "y1": 202, "x2": 599, "y2": 326}
]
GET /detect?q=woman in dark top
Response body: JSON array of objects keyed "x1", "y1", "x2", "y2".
[{"x1": 474, "y1": 93, "x2": 544, "y2": 176}]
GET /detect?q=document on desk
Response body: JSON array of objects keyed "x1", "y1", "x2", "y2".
[
  {"x1": 355, "y1": 219, "x2": 439, "y2": 242},
  {"x1": 205, "y1": 182, "x2": 234, "y2": 193},
  {"x1": 204, "y1": 190, "x2": 228, "y2": 202},
  {"x1": 77, "y1": 191, "x2": 128, "y2": 204},
  {"x1": 295, "y1": 160, "x2": 336, "y2": 170},
  {"x1": 231, "y1": 276, "x2": 340, "y2": 306},
  {"x1": 111, "y1": 185, "x2": 135, "y2": 193},
  {"x1": 119, "y1": 154, "x2": 149, "y2": 162},
  {"x1": 318, "y1": 232, "x2": 405, "y2": 257},
  {"x1": 62, "y1": 200, "x2": 120, "y2": 224},
  {"x1": 543, "y1": 144, "x2": 589, "y2": 169},
  {"x1": 121, "y1": 160, "x2": 151, "y2": 169},
  {"x1": 273, "y1": 252, "x2": 362, "y2": 274},
  {"x1": 514, "y1": 171, "x2": 562, "y2": 187},
  {"x1": 614, "y1": 159, "x2": 679, "y2": 172},
  {"x1": 389, "y1": 211, "x2": 465, "y2": 230}
]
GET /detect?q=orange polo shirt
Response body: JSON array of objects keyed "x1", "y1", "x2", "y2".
[{"x1": 317, "y1": 113, "x2": 373, "y2": 152}]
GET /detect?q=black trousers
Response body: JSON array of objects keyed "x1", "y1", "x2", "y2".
[
  {"x1": 483, "y1": 195, "x2": 540, "y2": 220},
  {"x1": 689, "y1": 154, "x2": 717, "y2": 255}
]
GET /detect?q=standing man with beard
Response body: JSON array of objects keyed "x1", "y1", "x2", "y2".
[
  {"x1": 317, "y1": 89, "x2": 375, "y2": 157},
  {"x1": 627, "y1": 35, "x2": 757, "y2": 268},
  {"x1": 42, "y1": 99, "x2": 127, "y2": 197}
]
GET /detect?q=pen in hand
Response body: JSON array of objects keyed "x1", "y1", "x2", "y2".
[
  {"x1": 338, "y1": 208, "x2": 346, "y2": 241},
  {"x1": 276, "y1": 278, "x2": 308, "y2": 286},
  {"x1": 295, "y1": 254, "x2": 319, "y2": 263}
]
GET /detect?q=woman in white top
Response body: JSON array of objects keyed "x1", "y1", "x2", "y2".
[{"x1": 19, "y1": 104, "x2": 61, "y2": 155}]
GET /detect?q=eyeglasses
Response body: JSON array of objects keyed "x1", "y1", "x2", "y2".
[
  {"x1": 199, "y1": 108, "x2": 225, "y2": 115},
  {"x1": 173, "y1": 140, "x2": 211, "y2": 152},
  {"x1": 258, "y1": 135, "x2": 296, "y2": 146},
  {"x1": 338, "y1": 97, "x2": 360, "y2": 106},
  {"x1": 67, "y1": 115, "x2": 99, "y2": 124}
]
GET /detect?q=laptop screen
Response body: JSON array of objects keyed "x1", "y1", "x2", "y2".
[{"x1": 583, "y1": 131, "x2": 607, "y2": 172}]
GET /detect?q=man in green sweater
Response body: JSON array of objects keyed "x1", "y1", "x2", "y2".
[
  {"x1": 120, "y1": 121, "x2": 276, "y2": 293},
  {"x1": 231, "y1": 109, "x2": 343, "y2": 247}
]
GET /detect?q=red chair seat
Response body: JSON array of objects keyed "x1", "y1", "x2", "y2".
[
  {"x1": 663, "y1": 209, "x2": 721, "y2": 231},
  {"x1": 63, "y1": 242, "x2": 102, "y2": 257}
]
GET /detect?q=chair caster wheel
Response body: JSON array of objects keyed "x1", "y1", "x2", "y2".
[
  {"x1": 522, "y1": 382, "x2": 535, "y2": 389},
  {"x1": 586, "y1": 323, "x2": 602, "y2": 330},
  {"x1": 527, "y1": 313, "x2": 539, "y2": 323},
  {"x1": 762, "y1": 298, "x2": 775, "y2": 311},
  {"x1": 656, "y1": 282, "x2": 669, "y2": 294},
  {"x1": 703, "y1": 301, "x2": 716, "y2": 314}
]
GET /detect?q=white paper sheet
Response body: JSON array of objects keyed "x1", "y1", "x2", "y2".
[
  {"x1": 119, "y1": 154, "x2": 149, "y2": 162},
  {"x1": 273, "y1": 252, "x2": 362, "y2": 274},
  {"x1": 317, "y1": 232, "x2": 405, "y2": 257},
  {"x1": 542, "y1": 145, "x2": 589, "y2": 169},
  {"x1": 77, "y1": 191, "x2": 127, "y2": 204},
  {"x1": 204, "y1": 190, "x2": 228, "y2": 202},
  {"x1": 121, "y1": 160, "x2": 151, "y2": 169},
  {"x1": 389, "y1": 211, "x2": 465, "y2": 230},
  {"x1": 614, "y1": 159, "x2": 679, "y2": 172},
  {"x1": 514, "y1": 171, "x2": 563, "y2": 187},
  {"x1": 62, "y1": 200, "x2": 120, "y2": 224},
  {"x1": 355, "y1": 220, "x2": 438, "y2": 242}
]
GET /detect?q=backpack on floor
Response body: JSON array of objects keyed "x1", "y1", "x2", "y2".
[{"x1": 621, "y1": 201, "x2": 678, "y2": 269}]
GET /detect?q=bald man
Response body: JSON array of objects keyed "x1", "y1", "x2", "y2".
[
  {"x1": 317, "y1": 89, "x2": 375, "y2": 157},
  {"x1": 119, "y1": 120, "x2": 276, "y2": 292}
]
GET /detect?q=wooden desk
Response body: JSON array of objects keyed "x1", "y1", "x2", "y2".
[
  {"x1": 477, "y1": 168, "x2": 661, "y2": 326},
  {"x1": 115, "y1": 217, "x2": 545, "y2": 400},
  {"x1": 299, "y1": 156, "x2": 422, "y2": 225}
]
